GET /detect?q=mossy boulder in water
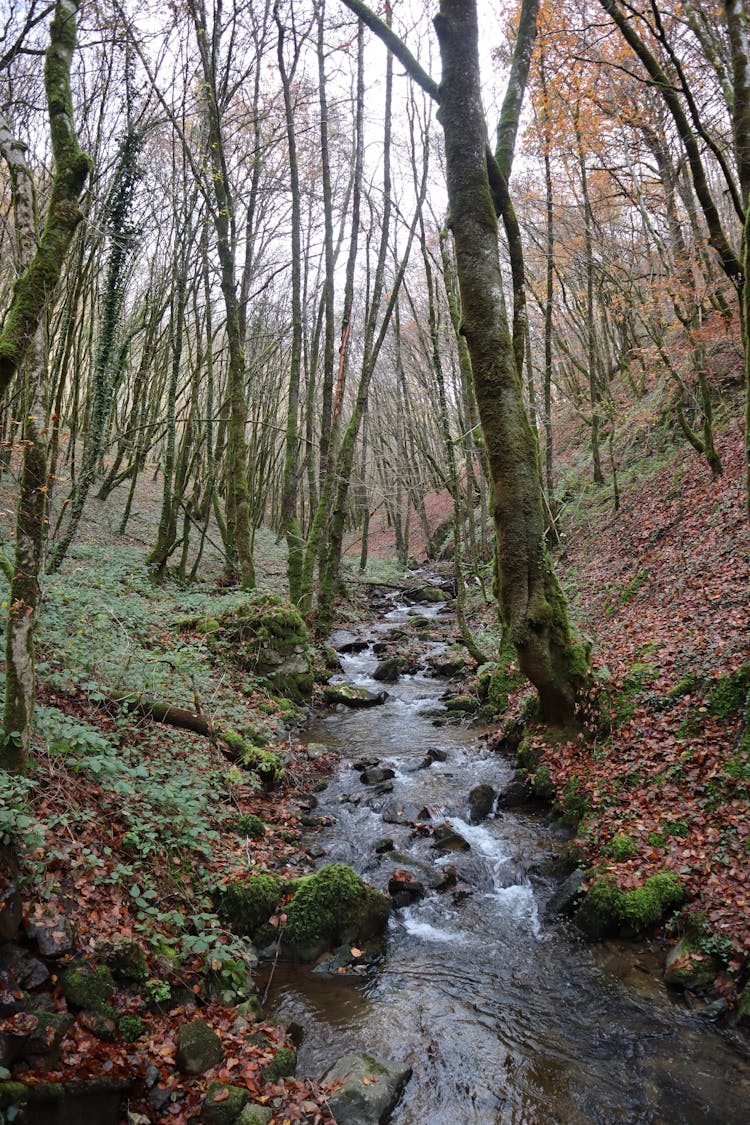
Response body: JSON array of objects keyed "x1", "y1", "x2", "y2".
[
  {"x1": 282, "y1": 864, "x2": 391, "y2": 961},
  {"x1": 210, "y1": 594, "x2": 313, "y2": 701},
  {"x1": 215, "y1": 872, "x2": 284, "y2": 938},
  {"x1": 324, "y1": 683, "x2": 388, "y2": 708}
]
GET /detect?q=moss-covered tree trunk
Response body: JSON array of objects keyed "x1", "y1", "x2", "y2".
[
  {"x1": 0, "y1": 0, "x2": 91, "y2": 771},
  {"x1": 434, "y1": 0, "x2": 587, "y2": 724}
]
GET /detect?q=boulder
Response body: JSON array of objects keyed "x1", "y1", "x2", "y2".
[
  {"x1": 324, "y1": 684, "x2": 388, "y2": 709},
  {"x1": 262, "y1": 1047, "x2": 297, "y2": 1083},
  {"x1": 94, "y1": 936, "x2": 148, "y2": 982},
  {"x1": 201, "y1": 1082, "x2": 249, "y2": 1124},
  {"x1": 210, "y1": 594, "x2": 313, "y2": 701},
  {"x1": 1, "y1": 943, "x2": 49, "y2": 991},
  {"x1": 176, "y1": 1019, "x2": 223, "y2": 1075},
  {"x1": 544, "y1": 869, "x2": 587, "y2": 919},
  {"x1": 25, "y1": 904, "x2": 76, "y2": 960},
  {"x1": 663, "y1": 939, "x2": 720, "y2": 993},
  {"x1": 381, "y1": 802, "x2": 430, "y2": 827},
  {"x1": 323, "y1": 1052, "x2": 412, "y2": 1125},
  {"x1": 360, "y1": 767, "x2": 396, "y2": 786},
  {"x1": 468, "y1": 783, "x2": 496, "y2": 824},
  {"x1": 60, "y1": 965, "x2": 115, "y2": 1013},
  {"x1": 237, "y1": 1106, "x2": 273, "y2": 1125},
  {"x1": 496, "y1": 773, "x2": 531, "y2": 809},
  {"x1": 388, "y1": 870, "x2": 426, "y2": 907},
  {"x1": 280, "y1": 864, "x2": 391, "y2": 962},
  {"x1": 431, "y1": 823, "x2": 471, "y2": 852}
]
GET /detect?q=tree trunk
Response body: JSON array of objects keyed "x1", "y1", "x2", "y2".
[{"x1": 434, "y1": 0, "x2": 588, "y2": 725}]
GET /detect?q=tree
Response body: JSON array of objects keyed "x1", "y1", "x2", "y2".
[
  {"x1": 340, "y1": 0, "x2": 589, "y2": 724},
  {"x1": 0, "y1": 0, "x2": 92, "y2": 771}
]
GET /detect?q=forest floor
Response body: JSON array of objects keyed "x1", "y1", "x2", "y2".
[{"x1": 0, "y1": 392, "x2": 748, "y2": 1122}]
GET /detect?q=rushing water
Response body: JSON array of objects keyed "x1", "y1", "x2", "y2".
[{"x1": 268, "y1": 601, "x2": 750, "y2": 1124}]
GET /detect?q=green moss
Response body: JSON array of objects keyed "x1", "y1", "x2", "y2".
[
  {"x1": 708, "y1": 664, "x2": 750, "y2": 720},
  {"x1": 118, "y1": 1015, "x2": 145, "y2": 1043},
  {"x1": 202, "y1": 1082, "x2": 249, "y2": 1124},
  {"x1": 667, "y1": 672, "x2": 702, "y2": 700},
  {"x1": 0, "y1": 1082, "x2": 30, "y2": 1109},
  {"x1": 235, "y1": 814, "x2": 266, "y2": 838},
  {"x1": 530, "y1": 765, "x2": 554, "y2": 801},
  {"x1": 610, "y1": 662, "x2": 658, "y2": 727},
  {"x1": 516, "y1": 735, "x2": 541, "y2": 772},
  {"x1": 605, "y1": 834, "x2": 638, "y2": 860},
  {"x1": 282, "y1": 864, "x2": 390, "y2": 958},
  {"x1": 60, "y1": 965, "x2": 115, "y2": 1012},
  {"x1": 558, "y1": 777, "x2": 588, "y2": 829},
  {"x1": 575, "y1": 871, "x2": 684, "y2": 938},
  {"x1": 444, "y1": 695, "x2": 479, "y2": 714},
  {"x1": 619, "y1": 873, "x2": 684, "y2": 932},
  {"x1": 262, "y1": 1047, "x2": 297, "y2": 1083},
  {"x1": 216, "y1": 873, "x2": 284, "y2": 939}
]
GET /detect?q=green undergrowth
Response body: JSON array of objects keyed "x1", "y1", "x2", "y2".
[{"x1": 575, "y1": 871, "x2": 685, "y2": 938}]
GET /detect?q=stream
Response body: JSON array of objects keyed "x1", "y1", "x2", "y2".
[{"x1": 268, "y1": 598, "x2": 750, "y2": 1123}]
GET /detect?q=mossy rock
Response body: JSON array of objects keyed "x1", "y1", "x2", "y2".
[
  {"x1": 530, "y1": 765, "x2": 554, "y2": 802},
  {"x1": 176, "y1": 1019, "x2": 223, "y2": 1075},
  {"x1": 663, "y1": 939, "x2": 720, "y2": 993},
  {"x1": 324, "y1": 683, "x2": 387, "y2": 709},
  {"x1": 373, "y1": 656, "x2": 411, "y2": 684},
  {"x1": 575, "y1": 872, "x2": 684, "y2": 939},
  {"x1": 210, "y1": 595, "x2": 313, "y2": 701},
  {"x1": 237, "y1": 1106, "x2": 273, "y2": 1125},
  {"x1": 444, "y1": 695, "x2": 479, "y2": 715},
  {"x1": 215, "y1": 873, "x2": 284, "y2": 939},
  {"x1": 708, "y1": 664, "x2": 750, "y2": 720},
  {"x1": 281, "y1": 864, "x2": 391, "y2": 961},
  {"x1": 234, "y1": 814, "x2": 266, "y2": 839},
  {"x1": 201, "y1": 1082, "x2": 249, "y2": 1124},
  {"x1": 604, "y1": 835, "x2": 638, "y2": 861},
  {"x1": 94, "y1": 937, "x2": 148, "y2": 982},
  {"x1": 262, "y1": 1047, "x2": 297, "y2": 1083},
  {"x1": 60, "y1": 965, "x2": 115, "y2": 1012}
]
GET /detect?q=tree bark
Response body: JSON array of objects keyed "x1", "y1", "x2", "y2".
[{"x1": 434, "y1": 0, "x2": 587, "y2": 724}]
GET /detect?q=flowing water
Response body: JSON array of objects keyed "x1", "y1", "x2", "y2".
[{"x1": 267, "y1": 600, "x2": 750, "y2": 1124}]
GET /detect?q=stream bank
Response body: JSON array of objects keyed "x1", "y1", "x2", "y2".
[{"x1": 274, "y1": 590, "x2": 750, "y2": 1124}]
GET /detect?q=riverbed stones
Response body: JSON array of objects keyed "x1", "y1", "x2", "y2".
[
  {"x1": 323, "y1": 1053, "x2": 412, "y2": 1125},
  {"x1": 468, "y1": 783, "x2": 496, "y2": 823},
  {"x1": 387, "y1": 870, "x2": 425, "y2": 907},
  {"x1": 544, "y1": 868, "x2": 587, "y2": 919},
  {"x1": 663, "y1": 939, "x2": 720, "y2": 992},
  {"x1": 431, "y1": 823, "x2": 471, "y2": 851},
  {"x1": 360, "y1": 766, "x2": 395, "y2": 785},
  {"x1": 176, "y1": 1019, "x2": 223, "y2": 1074}
]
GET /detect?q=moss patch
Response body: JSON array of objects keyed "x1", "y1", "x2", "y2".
[
  {"x1": 575, "y1": 872, "x2": 684, "y2": 938},
  {"x1": 216, "y1": 873, "x2": 284, "y2": 939},
  {"x1": 282, "y1": 864, "x2": 390, "y2": 960}
]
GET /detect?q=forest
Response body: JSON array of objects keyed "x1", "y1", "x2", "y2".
[{"x1": 0, "y1": 0, "x2": 749, "y2": 1121}]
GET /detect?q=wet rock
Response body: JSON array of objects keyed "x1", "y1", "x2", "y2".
[
  {"x1": 201, "y1": 1082, "x2": 249, "y2": 1123},
  {"x1": 176, "y1": 1019, "x2": 223, "y2": 1074},
  {"x1": 325, "y1": 684, "x2": 388, "y2": 708},
  {"x1": 489, "y1": 717, "x2": 525, "y2": 756},
  {"x1": 1, "y1": 943, "x2": 49, "y2": 990},
  {"x1": 360, "y1": 767, "x2": 395, "y2": 785},
  {"x1": 435, "y1": 865, "x2": 458, "y2": 891},
  {"x1": 544, "y1": 868, "x2": 587, "y2": 919},
  {"x1": 426, "y1": 747, "x2": 449, "y2": 763},
  {"x1": 279, "y1": 864, "x2": 391, "y2": 962},
  {"x1": 336, "y1": 637, "x2": 370, "y2": 654},
  {"x1": 25, "y1": 904, "x2": 77, "y2": 960},
  {"x1": 94, "y1": 936, "x2": 148, "y2": 982},
  {"x1": 372, "y1": 656, "x2": 409, "y2": 683},
  {"x1": 0, "y1": 1010, "x2": 72, "y2": 1067},
  {"x1": 443, "y1": 694, "x2": 479, "y2": 715},
  {"x1": 426, "y1": 651, "x2": 468, "y2": 678},
  {"x1": 305, "y1": 742, "x2": 330, "y2": 760},
  {"x1": 323, "y1": 1052, "x2": 412, "y2": 1125},
  {"x1": 468, "y1": 783, "x2": 496, "y2": 824},
  {"x1": 699, "y1": 997, "x2": 729, "y2": 1021},
  {"x1": 496, "y1": 773, "x2": 531, "y2": 809},
  {"x1": 374, "y1": 837, "x2": 394, "y2": 854},
  {"x1": 388, "y1": 870, "x2": 425, "y2": 907},
  {"x1": 0, "y1": 847, "x2": 22, "y2": 943},
  {"x1": 431, "y1": 823, "x2": 471, "y2": 852},
  {"x1": 663, "y1": 940, "x2": 720, "y2": 993},
  {"x1": 381, "y1": 802, "x2": 430, "y2": 826}
]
